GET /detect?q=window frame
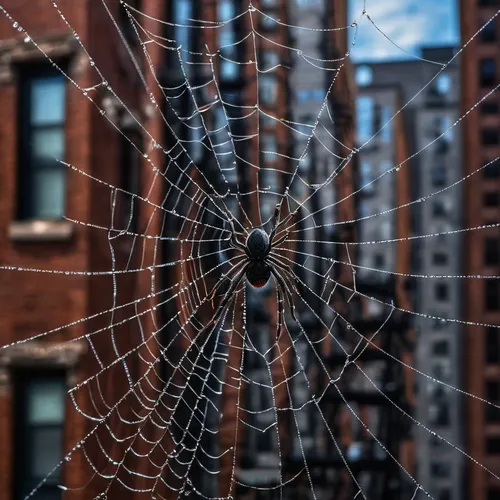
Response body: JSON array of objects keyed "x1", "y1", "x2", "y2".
[
  {"x1": 17, "y1": 64, "x2": 67, "y2": 221},
  {"x1": 13, "y1": 370, "x2": 66, "y2": 500}
]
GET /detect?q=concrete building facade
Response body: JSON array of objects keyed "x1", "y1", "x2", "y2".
[{"x1": 354, "y1": 46, "x2": 463, "y2": 500}]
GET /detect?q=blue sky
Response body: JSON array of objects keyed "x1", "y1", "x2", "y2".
[{"x1": 348, "y1": 0, "x2": 460, "y2": 62}]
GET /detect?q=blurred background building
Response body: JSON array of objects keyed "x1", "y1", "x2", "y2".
[
  {"x1": 355, "y1": 46, "x2": 463, "y2": 500},
  {"x1": 0, "y1": 0, "x2": 498, "y2": 499}
]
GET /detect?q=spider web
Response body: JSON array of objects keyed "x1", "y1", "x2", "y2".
[{"x1": 0, "y1": 1, "x2": 499, "y2": 499}]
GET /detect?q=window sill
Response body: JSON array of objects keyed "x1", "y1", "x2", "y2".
[{"x1": 8, "y1": 220, "x2": 74, "y2": 242}]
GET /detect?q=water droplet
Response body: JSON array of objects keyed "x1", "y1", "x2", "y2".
[
  {"x1": 100, "y1": 109, "x2": 105, "y2": 116},
  {"x1": 90, "y1": 60, "x2": 95, "y2": 67},
  {"x1": 24, "y1": 35, "x2": 30, "y2": 43},
  {"x1": 64, "y1": 456, "x2": 72, "y2": 462},
  {"x1": 12, "y1": 22, "x2": 18, "y2": 29},
  {"x1": 351, "y1": 21, "x2": 358, "y2": 27}
]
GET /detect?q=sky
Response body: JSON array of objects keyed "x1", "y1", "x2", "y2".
[{"x1": 348, "y1": 0, "x2": 460, "y2": 62}]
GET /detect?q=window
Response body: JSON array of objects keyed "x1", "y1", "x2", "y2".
[
  {"x1": 484, "y1": 160, "x2": 500, "y2": 178},
  {"x1": 485, "y1": 238, "x2": 500, "y2": 266},
  {"x1": 435, "y1": 74, "x2": 451, "y2": 95},
  {"x1": 260, "y1": 13, "x2": 277, "y2": 31},
  {"x1": 433, "y1": 341, "x2": 449, "y2": 356},
  {"x1": 480, "y1": 58, "x2": 496, "y2": 87},
  {"x1": 482, "y1": 128, "x2": 499, "y2": 146},
  {"x1": 481, "y1": 101, "x2": 499, "y2": 114},
  {"x1": 486, "y1": 279, "x2": 500, "y2": 311},
  {"x1": 261, "y1": 51, "x2": 279, "y2": 71},
  {"x1": 174, "y1": 0, "x2": 193, "y2": 71},
  {"x1": 360, "y1": 161, "x2": 375, "y2": 193},
  {"x1": 433, "y1": 252, "x2": 448, "y2": 265},
  {"x1": 218, "y1": 0, "x2": 239, "y2": 82},
  {"x1": 484, "y1": 191, "x2": 500, "y2": 208},
  {"x1": 486, "y1": 381, "x2": 500, "y2": 423},
  {"x1": 261, "y1": 134, "x2": 277, "y2": 163},
  {"x1": 435, "y1": 283, "x2": 449, "y2": 301},
  {"x1": 486, "y1": 327, "x2": 500, "y2": 364},
  {"x1": 379, "y1": 106, "x2": 392, "y2": 143},
  {"x1": 14, "y1": 372, "x2": 66, "y2": 500},
  {"x1": 432, "y1": 200, "x2": 448, "y2": 218},
  {"x1": 356, "y1": 96, "x2": 374, "y2": 142},
  {"x1": 356, "y1": 65, "x2": 373, "y2": 87},
  {"x1": 260, "y1": 74, "x2": 278, "y2": 104},
  {"x1": 373, "y1": 253, "x2": 385, "y2": 268},
  {"x1": 19, "y1": 71, "x2": 66, "y2": 220},
  {"x1": 431, "y1": 462, "x2": 451, "y2": 478},
  {"x1": 481, "y1": 19, "x2": 496, "y2": 42},
  {"x1": 429, "y1": 401, "x2": 450, "y2": 426},
  {"x1": 438, "y1": 490, "x2": 451, "y2": 500},
  {"x1": 431, "y1": 165, "x2": 447, "y2": 187},
  {"x1": 486, "y1": 438, "x2": 500, "y2": 454}
]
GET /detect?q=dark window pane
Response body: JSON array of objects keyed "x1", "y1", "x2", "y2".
[
  {"x1": 431, "y1": 462, "x2": 451, "y2": 477},
  {"x1": 432, "y1": 165, "x2": 447, "y2": 187},
  {"x1": 15, "y1": 373, "x2": 65, "y2": 500},
  {"x1": 486, "y1": 327, "x2": 500, "y2": 363},
  {"x1": 484, "y1": 161, "x2": 500, "y2": 178},
  {"x1": 436, "y1": 283, "x2": 448, "y2": 301},
  {"x1": 485, "y1": 238, "x2": 500, "y2": 266},
  {"x1": 438, "y1": 490, "x2": 451, "y2": 500},
  {"x1": 486, "y1": 280, "x2": 500, "y2": 311},
  {"x1": 487, "y1": 438, "x2": 500, "y2": 454},
  {"x1": 433, "y1": 341, "x2": 449, "y2": 356},
  {"x1": 480, "y1": 58, "x2": 496, "y2": 87},
  {"x1": 481, "y1": 19, "x2": 496, "y2": 42},
  {"x1": 433, "y1": 253, "x2": 448, "y2": 265},
  {"x1": 31, "y1": 427, "x2": 64, "y2": 479},
  {"x1": 488, "y1": 489, "x2": 500, "y2": 500},
  {"x1": 433, "y1": 200, "x2": 447, "y2": 217},
  {"x1": 482, "y1": 128, "x2": 500, "y2": 146},
  {"x1": 484, "y1": 191, "x2": 500, "y2": 207},
  {"x1": 486, "y1": 381, "x2": 500, "y2": 422},
  {"x1": 481, "y1": 101, "x2": 499, "y2": 114}
]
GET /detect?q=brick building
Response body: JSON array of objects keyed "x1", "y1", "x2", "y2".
[
  {"x1": 0, "y1": 0, "x2": 166, "y2": 498},
  {"x1": 460, "y1": 1, "x2": 500, "y2": 499}
]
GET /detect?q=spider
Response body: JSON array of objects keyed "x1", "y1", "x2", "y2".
[{"x1": 206, "y1": 203, "x2": 298, "y2": 341}]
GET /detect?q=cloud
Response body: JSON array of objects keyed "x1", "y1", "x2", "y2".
[{"x1": 349, "y1": 0, "x2": 459, "y2": 62}]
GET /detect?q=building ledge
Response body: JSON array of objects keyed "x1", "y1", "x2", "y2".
[{"x1": 9, "y1": 220, "x2": 74, "y2": 242}]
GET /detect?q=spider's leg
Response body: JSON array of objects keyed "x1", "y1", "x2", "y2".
[
  {"x1": 270, "y1": 266, "x2": 298, "y2": 323},
  {"x1": 210, "y1": 257, "x2": 248, "y2": 309},
  {"x1": 203, "y1": 262, "x2": 249, "y2": 335},
  {"x1": 272, "y1": 205, "x2": 300, "y2": 240},
  {"x1": 267, "y1": 254, "x2": 299, "y2": 294},
  {"x1": 270, "y1": 231, "x2": 290, "y2": 250},
  {"x1": 274, "y1": 278, "x2": 285, "y2": 342}
]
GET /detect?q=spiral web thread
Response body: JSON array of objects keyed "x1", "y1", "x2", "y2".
[{"x1": 0, "y1": 1, "x2": 499, "y2": 499}]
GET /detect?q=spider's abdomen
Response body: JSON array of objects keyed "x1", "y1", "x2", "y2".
[
  {"x1": 246, "y1": 228, "x2": 270, "y2": 259},
  {"x1": 246, "y1": 260, "x2": 271, "y2": 288}
]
